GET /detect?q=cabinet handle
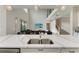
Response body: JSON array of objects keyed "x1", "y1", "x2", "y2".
[{"x1": 69, "y1": 51, "x2": 75, "y2": 53}]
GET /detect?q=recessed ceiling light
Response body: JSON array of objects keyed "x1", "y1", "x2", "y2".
[
  {"x1": 61, "y1": 6, "x2": 66, "y2": 11},
  {"x1": 24, "y1": 8, "x2": 28, "y2": 13},
  {"x1": 6, "y1": 5, "x2": 13, "y2": 11}
]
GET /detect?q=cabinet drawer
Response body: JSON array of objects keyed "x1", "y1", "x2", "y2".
[
  {"x1": 21, "y1": 48, "x2": 61, "y2": 53},
  {"x1": 61, "y1": 48, "x2": 79, "y2": 53},
  {"x1": 40, "y1": 48, "x2": 61, "y2": 53},
  {"x1": 0, "y1": 48, "x2": 20, "y2": 53},
  {"x1": 21, "y1": 48, "x2": 39, "y2": 53}
]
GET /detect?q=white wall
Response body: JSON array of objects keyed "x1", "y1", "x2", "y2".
[
  {"x1": 72, "y1": 7, "x2": 79, "y2": 35},
  {"x1": 50, "y1": 20, "x2": 57, "y2": 33},
  {"x1": 77, "y1": 9, "x2": 79, "y2": 27},
  {"x1": 72, "y1": 7, "x2": 79, "y2": 33},
  {"x1": 61, "y1": 16, "x2": 71, "y2": 34},
  {"x1": 64, "y1": 7, "x2": 79, "y2": 35},
  {"x1": 6, "y1": 9, "x2": 29, "y2": 34},
  {"x1": 73, "y1": 7, "x2": 77, "y2": 31},
  {"x1": 29, "y1": 9, "x2": 47, "y2": 30},
  {"x1": 0, "y1": 6, "x2": 7, "y2": 35}
]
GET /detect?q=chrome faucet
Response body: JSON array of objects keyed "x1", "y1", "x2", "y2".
[
  {"x1": 39, "y1": 33, "x2": 42, "y2": 39},
  {"x1": 40, "y1": 34, "x2": 41, "y2": 39}
]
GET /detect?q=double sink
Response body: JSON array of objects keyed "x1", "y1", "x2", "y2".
[{"x1": 28, "y1": 39, "x2": 54, "y2": 44}]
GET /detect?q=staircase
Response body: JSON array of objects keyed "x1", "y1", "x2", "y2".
[{"x1": 46, "y1": 8, "x2": 70, "y2": 35}]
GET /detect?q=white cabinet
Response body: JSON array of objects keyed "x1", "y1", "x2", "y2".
[
  {"x1": 61, "y1": 48, "x2": 79, "y2": 53},
  {"x1": 21, "y1": 48, "x2": 61, "y2": 53},
  {"x1": 40, "y1": 48, "x2": 61, "y2": 53},
  {"x1": 21, "y1": 48, "x2": 39, "y2": 52},
  {"x1": 21, "y1": 48, "x2": 79, "y2": 53}
]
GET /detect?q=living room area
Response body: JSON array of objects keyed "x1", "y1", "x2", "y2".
[{"x1": 3, "y1": 5, "x2": 72, "y2": 35}]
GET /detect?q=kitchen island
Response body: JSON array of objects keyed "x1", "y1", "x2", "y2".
[{"x1": 0, "y1": 35, "x2": 79, "y2": 53}]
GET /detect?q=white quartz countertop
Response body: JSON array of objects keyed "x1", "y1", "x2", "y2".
[{"x1": 0, "y1": 35, "x2": 79, "y2": 48}]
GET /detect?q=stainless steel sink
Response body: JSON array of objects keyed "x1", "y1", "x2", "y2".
[
  {"x1": 41, "y1": 39, "x2": 53, "y2": 44},
  {"x1": 28, "y1": 39, "x2": 54, "y2": 44},
  {"x1": 28, "y1": 39, "x2": 40, "y2": 44}
]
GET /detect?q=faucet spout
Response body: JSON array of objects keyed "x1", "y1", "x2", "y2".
[
  {"x1": 40, "y1": 35, "x2": 41, "y2": 38},
  {"x1": 39, "y1": 33, "x2": 42, "y2": 39}
]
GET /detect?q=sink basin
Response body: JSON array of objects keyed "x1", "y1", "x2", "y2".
[
  {"x1": 28, "y1": 39, "x2": 40, "y2": 44},
  {"x1": 28, "y1": 39, "x2": 54, "y2": 44},
  {"x1": 41, "y1": 39, "x2": 53, "y2": 44}
]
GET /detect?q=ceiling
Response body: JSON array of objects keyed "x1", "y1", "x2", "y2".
[
  {"x1": 12, "y1": 5, "x2": 72, "y2": 9},
  {"x1": 12, "y1": 5, "x2": 57, "y2": 9},
  {"x1": 10, "y1": 5, "x2": 73, "y2": 17}
]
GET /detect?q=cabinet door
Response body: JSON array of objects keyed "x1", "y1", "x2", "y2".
[
  {"x1": 21, "y1": 48, "x2": 61, "y2": 53},
  {"x1": 21, "y1": 48, "x2": 39, "y2": 53},
  {"x1": 39, "y1": 48, "x2": 61, "y2": 53},
  {"x1": 61, "y1": 48, "x2": 79, "y2": 53},
  {"x1": 0, "y1": 49, "x2": 20, "y2": 53}
]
